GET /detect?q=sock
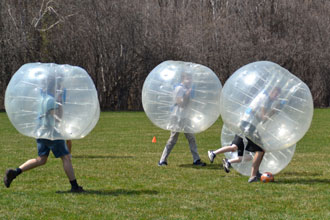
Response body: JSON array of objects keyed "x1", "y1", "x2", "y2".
[
  {"x1": 16, "y1": 168, "x2": 22, "y2": 176},
  {"x1": 70, "y1": 179, "x2": 79, "y2": 189}
]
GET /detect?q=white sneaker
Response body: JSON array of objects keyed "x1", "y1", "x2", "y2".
[
  {"x1": 208, "y1": 150, "x2": 216, "y2": 163},
  {"x1": 222, "y1": 158, "x2": 231, "y2": 173}
]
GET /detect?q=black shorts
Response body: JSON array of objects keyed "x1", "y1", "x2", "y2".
[
  {"x1": 246, "y1": 138, "x2": 264, "y2": 153},
  {"x1": 232, "y1": 135, "x2": 245, "y2": 156},
  {"x1": 232, "y1": 135, "x2": 264, "y2": 157}
]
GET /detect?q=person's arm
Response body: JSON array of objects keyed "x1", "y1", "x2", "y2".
[
  {"x1": 54, "y1": 87, "x2": 67, "y2": 121},
  {"x1": 53, "y1": 101, "x2": 63, "y2": 122},
  {"x1": 182, "y1": 88, "x2": 192, "y2": 107},
  {"x1": 175, "y1": 86, "x2": 187, "y2": 107},
  {"x1": 260, "y1": 103, "x2": 279, "y2": 121},
  {"x1": 176, "y1": 87, "x2": 192, "y2": 107},
  {"x1": 259, "y1": 106, "x2": 267, "y2": 121},
  {"x1": 258, "y1": 97, "x2": 275, "y2": 122}
]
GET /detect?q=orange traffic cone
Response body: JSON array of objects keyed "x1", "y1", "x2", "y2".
[{"x1": 152, "y1": 136, "x2": 157, "y2": 143}]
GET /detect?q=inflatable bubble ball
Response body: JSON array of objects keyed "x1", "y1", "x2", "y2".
[
  {"x1": 142, "y1": 60, "x2": 222, "y2": 133},
  {"x1": 260, "y1": 172, "x2": 275, "y2": 183},
  {"x1": 220, "y1": 61, "x2": 313, "y2": 151},
  {"x1": 5, "y1": 63, "x2": 100, "y2": 140},
  {"x1": 221, "y1": 124, "x2": 295, "y2": 176}
]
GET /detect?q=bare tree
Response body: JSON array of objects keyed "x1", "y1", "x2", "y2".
[{"x1": 1, "y1": 0, "x2": 330, "y2": 110}]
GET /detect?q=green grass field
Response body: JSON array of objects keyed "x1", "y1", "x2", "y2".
[{"x1": 0, "y1": 110, "x2": 329, "y2": 219}]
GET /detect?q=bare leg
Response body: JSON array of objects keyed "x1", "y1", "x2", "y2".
[
  {"x1": 228, "y1": 156, "x2": 242, "y2": 164},
  {"x1": 66, "y1": 140, "x2": 72, "y2": 154},
  {"x1": 251, "y1": 151, "x2": 264, "y2": 177},
  {"x1": 213, "y1": 145, "x2": 238, "y2": 155},
  {"x1": 19, "y1": 156, "x2": 48, "y2": 172},
  {"x1": 61, "y1": 154, "x2": 76, "y2": 181}
]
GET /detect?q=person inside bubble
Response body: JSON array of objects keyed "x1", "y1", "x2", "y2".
[
  {"x1": 207, "y1": 87, "x2": 285, "y2": 182},
  {"x1": 35, "y1": 74, "x2": 67, "y2": 137},
  {"x1": 239, "y1": 87, "x2": 283, "y2": 142},
  {"x1": 159, "y1": 73, "x2": 206, "y2": 166},
  {"x1": 48, "y1": 76, "x2": 73, "y2": 155},
  {"x1": 167, "y1": 72, "x2": 194, "y2": 131},
  {"x1": 4, "y1": 79, "x2": 83, "y2": 192},
  {"x1": 208, "y1": 134, "x2": 264, "y2": 183}
]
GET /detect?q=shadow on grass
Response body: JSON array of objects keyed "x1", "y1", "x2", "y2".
[
  {"x1": 72, "y1": 155, "x2": 134, "y2": 159},
  {"x1": 280, "y1": 171, "x2": 322, "y2": 177},
  {"x1": 56, "y1": 189, "x2": 158, "y2": 196},
  {"x1": 277, "y1": 178, "x2": 330, "y2": 185},
  {"x1": 178, "y1": 163, "x2": 220, "y2": 170}
]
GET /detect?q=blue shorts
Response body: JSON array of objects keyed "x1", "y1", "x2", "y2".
[{"x1": 37, "y1": 139, "x2": 69, "y2": 158}]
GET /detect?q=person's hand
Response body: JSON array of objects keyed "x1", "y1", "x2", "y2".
[{"x1": 186, "y1": 88, "x2": 192, "y2": 96}]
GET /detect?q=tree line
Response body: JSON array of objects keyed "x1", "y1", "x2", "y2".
[{"x1": 1, "y1": 0, "x2": 330, "y2": 110}]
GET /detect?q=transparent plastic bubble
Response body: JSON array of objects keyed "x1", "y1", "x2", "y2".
[
  {"x1": 221, "y1": 124, "x2": 295, "y2": 176},
  {"x1": 142, "y1": 60, "x2": 222, "y2": 133},
  {"x1": 5, "y1": 63, "x2": 100, "y2": 140},
  {"x1": 220, "y1": 61, "x2": 313, "y2": 151}
]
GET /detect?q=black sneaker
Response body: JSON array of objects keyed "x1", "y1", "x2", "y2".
[
  {"x1": 248, "y1": 176, "x2": 258, "y2": 183},
  {"x1": 222, "y1": 158, "x2": 231, "y2": 173},
  {"x1": 71, "y1": 186, "x2": 84, "y2": 193},
  {"x1": 4, "y1": 169, "x2": 17, "y2": 188},
  {"x1": 158, "y1": 161, "x2": 168, "y2": 166},
  {"x1": 256, "y1": 171, "x2": 262, "y2": 179},
  {"x1": 193, "y1": 160, "x2": 206, "y2": 166},
  {"x1": 208, "y1": 150, "x2": 216, "y2": 163}
]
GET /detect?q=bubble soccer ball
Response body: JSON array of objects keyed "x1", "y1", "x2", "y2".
[
  {"x1": 5, "y1": 63, "x2": 100, "y2": 140},
  {"x1": 260, "y1": 172, "x2": 275, "y2": 183},
  {"x1": 142, "y1": 60, "x2": 222, "y2": 133},
  {"x1": 221, "y1": 124, "x2": 295, "y2": 176},
  {"x1": 220, "y1": 61, "x2": 313, "y2": 151}
]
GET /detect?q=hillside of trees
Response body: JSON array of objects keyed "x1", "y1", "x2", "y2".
[{"x1": 1, "y1": 0, "x2": 330, "y2": 110}]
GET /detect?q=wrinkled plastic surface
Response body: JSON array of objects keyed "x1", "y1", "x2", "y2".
[
  {"x1": 221, "y1": 124, "x2": 295, "y2": 176},
  {"x1": 142, "y1": 61, "x2": 222, "y2": 133},
  {"x1": 5, "y1": 63, "x2": 100, "y2": 140},
  {"x1": 220, "y1": 61, "x2": 313, "y2": 151}
]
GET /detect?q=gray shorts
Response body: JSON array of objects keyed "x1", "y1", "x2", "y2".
[{"x1": 37, "y1": 139, "x2": 69, "y2": 158}]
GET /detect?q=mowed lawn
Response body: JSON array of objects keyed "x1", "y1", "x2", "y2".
[{"x1": 0, "y1": 110, "x2": 329, "y2": 219}]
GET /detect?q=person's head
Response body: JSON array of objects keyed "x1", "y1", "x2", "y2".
[{"x1": 269, "y1": 87, "x2": 281, "y2": 100}]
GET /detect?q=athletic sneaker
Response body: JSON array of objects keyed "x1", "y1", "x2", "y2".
[
  {"x1": 222, "y1": 158, "x2": 231, "y2": 173},
  {"x1": 248, "y1": 176, "x2": 258, "y2": 183},
  {"x1": 256, "y1": 171, "x2": 262, "y2": 179},
  {"x1": 4, "y1": 169, "x2": 17, "y2": 188},
  {"x1": 208, "y1": 150, "x2": 216, "y2": 163},
  {"x1": 71, "y1": 186, "x2": 85, "y2": 193},
  {"x1": 193, "y1": 160, "x2": 206, "y2": 166},
  {"x1": 158, "y1": 161, "x2": 168, "y2": 166}
]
